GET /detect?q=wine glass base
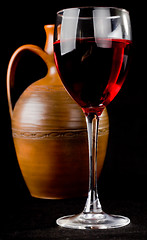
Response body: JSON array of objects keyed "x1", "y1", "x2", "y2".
[{"x1": 56, "y1": 211, "x2": 130, "y2": 229}]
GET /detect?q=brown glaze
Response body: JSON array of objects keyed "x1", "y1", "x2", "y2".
[{"x1": 7, "y1": 25, "x2": 109, "y2": 199}]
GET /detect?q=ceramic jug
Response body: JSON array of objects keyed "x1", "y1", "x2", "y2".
[{"x1": 7, "y1": 25, "x2": 109, "y2": 199}]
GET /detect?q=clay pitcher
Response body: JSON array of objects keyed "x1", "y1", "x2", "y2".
[{"x1": 7, "y1": 24, "x2": 109, "y2": 199}]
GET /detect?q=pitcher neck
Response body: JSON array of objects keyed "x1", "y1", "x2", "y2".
[{"x1": 44, "y1": 24, "x2": 55, "y2": 62}]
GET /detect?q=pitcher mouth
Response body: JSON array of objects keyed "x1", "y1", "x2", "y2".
[{"x1": 44, "y1": 24, "x2": 55, "y2": 28}]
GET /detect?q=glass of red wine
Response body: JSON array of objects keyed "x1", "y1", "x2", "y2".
[{"x1": 54, "y1": 6, "x2": 132, "y2": 229}]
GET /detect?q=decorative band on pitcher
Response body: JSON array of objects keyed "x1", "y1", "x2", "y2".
[
  {"x1": 12, "y1": 127, "x2": 109, "y2": 139},
  {"x1": 12, "y1": 128, "x2": 87, "y2": 139}
]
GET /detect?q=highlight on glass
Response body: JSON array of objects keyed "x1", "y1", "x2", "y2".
[{"x1": 54, "y1": 6, "x2": 132, "y2": 229}]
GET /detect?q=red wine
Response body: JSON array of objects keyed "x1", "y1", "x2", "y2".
[{"x1": 54, "y1": 38, "x2": 132, "y2": 116}]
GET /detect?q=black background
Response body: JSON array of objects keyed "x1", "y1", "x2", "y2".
[{"x1": 0, "y1": 0, "x2": 147, "y2": 237}]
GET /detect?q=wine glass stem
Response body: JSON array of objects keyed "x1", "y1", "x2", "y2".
[{"x1": 84, "y1": 113, "x2": 102, "y2": 213}]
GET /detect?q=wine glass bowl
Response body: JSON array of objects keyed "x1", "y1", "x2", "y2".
[{"x1": 54, "y1": 6, "x2": 132, "y2": 229}]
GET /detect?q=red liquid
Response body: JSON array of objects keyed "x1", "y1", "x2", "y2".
[{"x1": 54, "y1": 38, "x2": 132, "y2": 116}]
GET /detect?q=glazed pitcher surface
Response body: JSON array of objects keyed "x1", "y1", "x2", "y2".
[{"x1": 7, "y1": 25, "x2": 109, "y2": 199}]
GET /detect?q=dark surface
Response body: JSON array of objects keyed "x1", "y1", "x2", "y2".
[
  {"x1": 1, "y1": 197, "x2": 147, "y2": 240},
  {"x1": 0, "y1": 0, "x2": 147, "y2": 239}
]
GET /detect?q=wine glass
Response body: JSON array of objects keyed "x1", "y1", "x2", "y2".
[{"x1": 54, "y1": 6, "x2": 132, "y2": 229}]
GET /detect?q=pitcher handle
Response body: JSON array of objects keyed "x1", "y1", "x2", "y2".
[{"x1": 7, "y1": 44, "x2": 50, "y2": 119}]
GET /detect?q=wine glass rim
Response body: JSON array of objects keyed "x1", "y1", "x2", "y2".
[{"x1": 57, "y1": 6, "x2": 129, "y2": 19}]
